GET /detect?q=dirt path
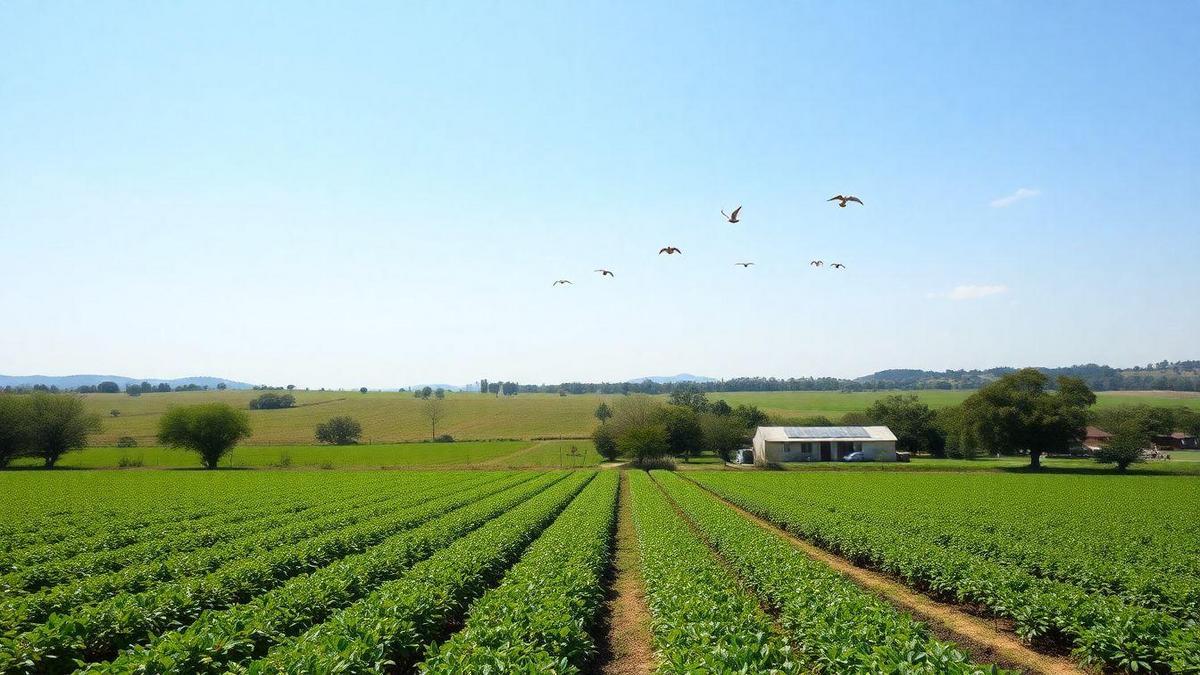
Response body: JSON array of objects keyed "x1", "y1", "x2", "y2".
[
  {"x1": 593, "y1": 472, "x2": 655, "y2": 675},
  {"x1": 685, "y1": 478, "x2": 1084, "y2": 675}
]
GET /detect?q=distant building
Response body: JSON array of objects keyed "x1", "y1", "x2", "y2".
[
  {"x1": 1080, "y1": 426, "x2": 1114, "y2": 454},
  {"x1": 751, "y1": 426, "x2": 897, "y2": 465},
  {"x1": 1152, "y1": 432, "x2": 1198, "y2": 450}
]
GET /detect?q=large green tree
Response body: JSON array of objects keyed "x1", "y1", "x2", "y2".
[
  {"x1": 700, "y1": 412, "x2": 748, "y2": 462},
  {"x1": 27, "y1": 392, "x2": 102, "y2": 467},
  {"x1": 657, "y1": 404, "x2": 703, "y2": 462},
  {"x1": 158, "y1": 403, "x2": 252, "y2": 469},
  {"x1": 959, "y1": 369, "x2": 1094, "y2": 469},
  {"x1": 0, "y1": 396, "x2": 34, "y2": 468},
  {"x1": 864, "y1": 394, "x2": 942, "y2": 456}
]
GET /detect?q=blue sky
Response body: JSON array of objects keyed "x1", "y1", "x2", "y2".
[{"x1": 2, "y1": 2, "x2": 1197, "y2": 388}]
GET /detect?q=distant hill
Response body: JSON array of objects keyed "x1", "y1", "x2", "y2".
[
  {"x1": 855, "y1": 361, "x2": 1200, "y2": 392},
  {"x1": 627, "y1": 373, "x2": 717, "y2": 384},
  {"x1": 0, "y1": 374, "x2": 254, "y2": 390}
]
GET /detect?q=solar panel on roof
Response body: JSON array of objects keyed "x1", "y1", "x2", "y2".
[{"x1": 783, "y1": 426, "x2": 870, "y2": 439}]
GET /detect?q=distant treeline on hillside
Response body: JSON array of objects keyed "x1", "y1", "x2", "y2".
[{"x1": 489, "y1": 360, "x2": 1200, "y2": 395}]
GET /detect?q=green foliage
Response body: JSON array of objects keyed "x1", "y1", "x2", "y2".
[
  {"x1": 0, "y1": 395, "x2": 34, "y2": 468},
  {"x1": 26, "y1": 392, "x2": 102, "y2": 467},
  {"x1": 709, "y1": 399, "x2": 732, "y2": 416},
  {"x1": 157, "y1": 403, "x2": 252, "y2": 469},
  {"x1": 115, "y1": 436, "x2": 138, "y2": 448},
  {"x1": 865, "y1": 394, "x2": 941, "y2": 456},
  {"x1": 1094, "y1": 427, "x2": 1148, "y2": 471},
  {"x1": 617, "y1": 424, "x2": 670, "y2": 464},
  {"x1": 693, "y1": 471, "x2": 1200, "y2": 672},
  {"x1": 656, "y1": 404, "x2": 703, "y2": 461},
  {"x1": 654, "y1": 472, "x2": 1000, "y2": 673},
  {"x1": 593, "y1": 401, "x2": 612, "y2": 424},
  {"x1": 699, "y1": 412, "x2": 748, "y2": 462},
  {"x1": 245, "y1": 473, "x2": 591, "y2": 673},
  {"x1": 419, "y1": 473, "x2": 618, "y2": 672},
  {"x1": 248, "y1": 392, "x2": 295, "y2": 410},
  {"x1": 591, "y1": 423, "x2": 618, "y2": 461},
  {"x1": 627, "y1": 471, "x2": 794, "y2": 672},
  {"x1": 313, "y1": 416, "x2": 363, "y2": 445},
  {"x1": 667, "y1": 385, "x2": 709, "y2": 413},
  {"x1": 0, "y1": 473, "x2": 545, "y2": 671},
  {"x1": 959, "y1": 369, "x2": 1094, "y2": 468},
  {"x1": 730, "y1": 403, "x2": 768, "y2": 429}
]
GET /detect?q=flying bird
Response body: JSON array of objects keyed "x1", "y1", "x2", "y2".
[
  {"x1": 552, "y1": 280, "x2": 573, "y2": 286},
  {"x1": 831, "y1": 263, "x2": 846, "y2": 269},
  {"x1": 721, "y1": 206, "x2": 742, "y2": 223},
  {"x1": 594, "y1": 269, "x2": 614, "y2": 277},
  {"x1": 827, "y1": 195, "x2": 863, "y2": 208},
  {"x1": 810, "y1": 260, "x2": 823, "y2": 267},
  {"x1": 659, "y1": 246, "x2": 682, "y2": 255},
  {"x1": 735, "y1": 262, "x2": 754, "y2": 267}
]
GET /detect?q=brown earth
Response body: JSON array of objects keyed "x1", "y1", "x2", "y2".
[
  {"x1": 685, "y1": 477, "x2": 1087, "y2": 675},
  {"x1": 593, "y1": 472, "x2": 655, "y2": 675}
]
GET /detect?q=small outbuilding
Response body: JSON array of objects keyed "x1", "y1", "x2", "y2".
[
  {"x1": 751, "y1": 426, "x2": 898, "y2": 465},
  {"x1": 1152, "y1": 432, "x2": 1198, "y2": 450}
]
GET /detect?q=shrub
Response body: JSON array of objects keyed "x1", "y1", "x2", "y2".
[
  {"x1": 592, "y1": 423, "x2": 619, "y2": 461},
  {"x1": 434, "y1": 434, "x2": 455, "y2": 443},
  {"x1": 158, "y1": 403, "x2": 252, "y2": 469},
  {"x1": 116, "y1": 436, "x2": 138, "y2": 448},
  {"x1": 117, "y1": 454, "x2": 144, "y2": 468},
  {"x1": 248, "y1": 393, "x2": 296, "y2": 410},
  {"x1": 314, "y1": 416, "x2": 363, "y2": 445}
]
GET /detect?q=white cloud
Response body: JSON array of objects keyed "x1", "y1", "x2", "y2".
[
  {"x1": 946, "y1": 284, "x2": 1009, "y2": 300},
  {"x1": 989, "y1": 187, "x2": 1040, "y2": 208}
]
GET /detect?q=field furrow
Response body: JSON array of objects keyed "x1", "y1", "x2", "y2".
[
  {"x1": 651, "y1": 471, "x2": 1005, "y2": 674},
  {"x1": 243, "y1": 471, "x2": 596, "y2": 674},
  {"x1": 626, "y1": 470, "x2": 796, "y2": 673},
  {"x1": 419, "y1": 471, "x2": 619, "y2": 672},
  {"x1": 0, "y1": 472, "x2": 542, "y2": 673}
]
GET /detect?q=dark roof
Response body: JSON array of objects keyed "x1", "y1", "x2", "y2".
[{"x1": 1084, "y1": 426, "x2": 1113, "y2": 439}]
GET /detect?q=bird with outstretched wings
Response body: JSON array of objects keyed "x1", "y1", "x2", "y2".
[
  {"x1": 827, "y1": 195, "x2": 863, "y2": 208},
  {"x1": 831, "y1": 263, "x2": 846, "y2": 269},
  {"x1": 552, "y1": 280, "x2": 573, "y2": 286},
  {"x1": 659, "y1": 246, "x2": 682, "y2": 255},
  {"x1": 721, "y1": 206, "x2": 742, "y2": 223},
  {"x1": 735, "y1": 262, "x2": 754, "y2": 267},
  {"x1": 594, "y1": 269, "x2": 614, "y2": 277},
  {"x1": 810, "y1": 260, "x2": 823, "y2": 267}
]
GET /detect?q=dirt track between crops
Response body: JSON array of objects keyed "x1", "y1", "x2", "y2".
[
  {"x1": 593, "y1": 473, "x2": 655, "y2": 675},
  {"x1": 685, "y1": 477, "x2": 1085, "y2": 675}
]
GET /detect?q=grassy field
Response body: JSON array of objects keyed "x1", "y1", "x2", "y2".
[
  {"x1": 76, "y1": 389, "x2": 1200, "y2": 446},
  {"x1": 7, "y1": 439, "x2": 605, "y2": 470}
]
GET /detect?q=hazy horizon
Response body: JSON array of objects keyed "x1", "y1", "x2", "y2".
[{"x1": 3, "y1": 3, "x2": 1197, "y2": 389}]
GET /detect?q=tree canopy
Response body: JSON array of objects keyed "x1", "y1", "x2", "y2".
[
  {"x1": 158, "y1": 403, "x2": 252, "y2": 469},
  {"x1": 315, "y1": 416, "x2": 364, "y2": 445},
  {"x1": 26, "y1": 392, "x2": 102, "y2": 468}
]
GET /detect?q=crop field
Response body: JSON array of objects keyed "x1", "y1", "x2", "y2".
[
  {"x1": 6, "y1": 439, "x2": 602, "y2": 470},
  {"x1": 76, "y1": 389, "x2": 1200, "y2": 446},
  {"x1": 0, "y1": 468, "x2": 1196, "y2": 673},
  {"x1": 691, "y1": 471, "x2": 1200, "y2": 672}
]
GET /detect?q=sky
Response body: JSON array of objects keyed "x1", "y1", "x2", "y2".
[{"x1": 1, "y1": 2, "x2": 1197, "y2": 388}]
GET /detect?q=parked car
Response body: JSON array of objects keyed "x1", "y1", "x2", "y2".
[{"x1": 842, "y1": 451, "x2": 870, "y2": 462}]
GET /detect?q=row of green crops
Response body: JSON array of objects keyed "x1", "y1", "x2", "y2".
[
  {"x1": 0, "y1": 473, "x2": 508, "y2": 635},
  {"x1": 690, "y1": 472, "x2": 1200, "y2": 673},
  {"x1": 0, "y1": 472, "x2": 548, "y2": 673},
  {"x1": 651, "y1": 471, "x2": 1005, "y2": 674},
  {"x1": 0, "y1": 471, "x2": 408, "y2": 545},
  {"x1": 420, "y1": 471, "x2": 620, "y2": 672},
  {"x1": 80, "y1": 473, "x2": 577, "y2": 674},
  {"x1": 626, "y1": 470, "x2": 797, "y2": 673},
  {"x1": 0, "y1": 471, "x2": 477, "y2": 595},
  {"x1": 242, "y1": 472, "x2": 598, "y2": 673}
]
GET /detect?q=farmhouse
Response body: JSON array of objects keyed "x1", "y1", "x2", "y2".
[
  {"x1": 1152, "y1": 432, "x2": 1199, "y2": 450},
  {"x1": 751, "y1": 426, "x2": 898, "y2": 465},
  {"x1": 1080, "y1": 426, "x2": 1114, "y2": 454}
]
